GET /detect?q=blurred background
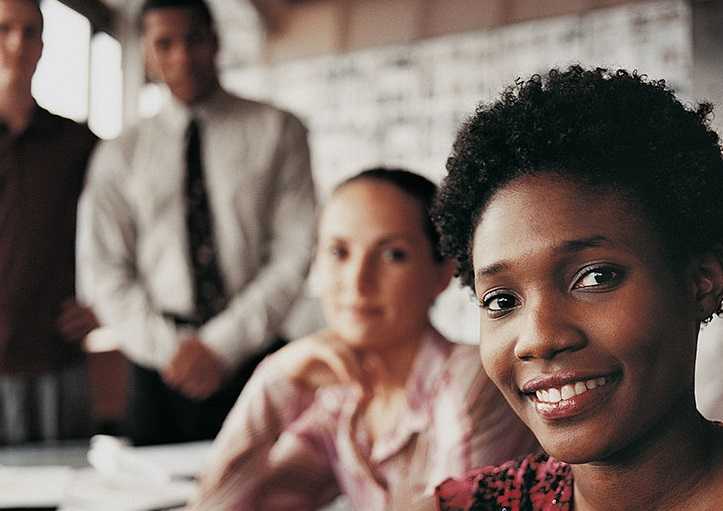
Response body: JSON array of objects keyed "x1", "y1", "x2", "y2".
[
  {"x1": 34, "y1": 0, "x2": 723, "y2": 423},
  {"x1": 39, "y1": 0, "x2": 720, "y2": 189}
]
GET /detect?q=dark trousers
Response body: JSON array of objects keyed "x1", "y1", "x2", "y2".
[{"x1": 126, "y1": 338, "x2": 286, "y2": 446}]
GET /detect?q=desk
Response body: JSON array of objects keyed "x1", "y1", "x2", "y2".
[
  {"x1": 0, "y1": 443, "x2": 87, "y2": 468},
  {"x1": 0, "y1": 442, "x2": 352, "y2": 511},
  {"x1": 0, "y1": 441, "x2": 207, "y2": 511}
]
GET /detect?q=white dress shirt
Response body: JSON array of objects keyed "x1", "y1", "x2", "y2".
[{"x1": 77, "y1": 88, "x2": 316, "y2": 371}]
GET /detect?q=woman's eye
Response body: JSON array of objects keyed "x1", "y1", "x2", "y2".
[
  {"x1": 382, "y1": 248, "x2": 408, "y2": 262},
  {"x1": 329, "y1": 245, "x2": 348, "y2": 259},
  {"x1": 480, "y1": 292, "x2": 519, "y2": 314},
  {"x1": 573, "y1": 266, "x2": 623, "y2": 290}
]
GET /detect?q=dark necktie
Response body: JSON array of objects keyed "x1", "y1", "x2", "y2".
[{"x1": 185, "y1": 118, "x2": 227, "y2": 323}]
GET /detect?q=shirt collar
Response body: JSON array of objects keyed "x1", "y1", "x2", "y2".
[
  {"x1": 368, "y1": 327, "x2": 453, "y2": 463},
  {"x1": 405, "y1": 326, "x2": 454, "y2": 409},
  {"x1": 159, "y1": 85, "x2": 232, "y2": 132}
]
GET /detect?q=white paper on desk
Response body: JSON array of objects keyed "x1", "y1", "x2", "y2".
[
  {"x1": 0, "y1": 465, "x2": 72, "y2": 507},
  {"x1": 132, "y1": 440, "x2": 212, "y2": 479},
  {"x1": 88, "y1": 436, "x2": 212, "y2": 482},
  {"x1": 60, "y1": 467, "x2": 196, "y2": 511}
]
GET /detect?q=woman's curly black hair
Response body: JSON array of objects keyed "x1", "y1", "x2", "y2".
[{"x1": 432, "y1": 65, "x2": 723, "y2": 291}]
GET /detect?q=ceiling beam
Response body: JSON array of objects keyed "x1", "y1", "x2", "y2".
[
  {"x1": 248, "y1": 0, "x2": 284, "y2": 32},
  {"x1": 56, "y1": 0, "x2": 115, "y2": 35},
  {"x1": 249, "y1": 0, "x2": 308, "y2": 33}
]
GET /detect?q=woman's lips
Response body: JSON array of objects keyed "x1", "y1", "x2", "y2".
[
  {"x1": 344, "y1": 304, "x2": 384, "y2": 319},
  {"x1": 523, "y1": 373, "x2": 620, "y2": 420}
]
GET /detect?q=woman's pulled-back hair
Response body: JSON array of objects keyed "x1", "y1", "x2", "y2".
[
  {"x1": 337, "y1": 167, "x2": 444, "y2": 262},
  {"x1": 433, "y1": 65, "x2": 723, "y2": 290}
]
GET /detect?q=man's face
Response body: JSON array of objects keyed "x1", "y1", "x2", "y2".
[
  {"x1": 0, "y1": 0, "x2": 42, "y2": 90},
  {"x1": 142, "y1": 7, "x2": 219, "y2": 105}
]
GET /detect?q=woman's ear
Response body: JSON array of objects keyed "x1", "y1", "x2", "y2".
[{"x1": 690, "y1": 245, "x2": 723, "y2": 321}]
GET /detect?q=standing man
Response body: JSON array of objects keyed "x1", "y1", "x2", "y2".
[
  {"x1": 77, "y1": 0, "x2": 316, "y2": 445},
  {"x1": 0, "y1": 0, "x2": 98, "y2": 444}
]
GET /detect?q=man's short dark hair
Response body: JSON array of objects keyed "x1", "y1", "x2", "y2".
[{"x1": 138, "y1": 0, "x2": 215, "y2": 32}]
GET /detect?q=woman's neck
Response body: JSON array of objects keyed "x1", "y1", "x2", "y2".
[
  {"x1": 358, "y1": 324, "x2": 430, "y2": 444},
  {"x1": 359, "y1": 324, "x2": 429, "y2": 393},
  {"x1": 572, "y1": 395, "x2": 722, "y2": 511}
]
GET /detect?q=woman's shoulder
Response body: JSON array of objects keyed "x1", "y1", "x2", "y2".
[{"x1": 436, "y1": 453, "x2": 573, "y2": 511}]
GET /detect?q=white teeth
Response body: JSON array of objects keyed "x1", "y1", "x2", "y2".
[
  {"x1": 560, "y1": 384, "x2": 575, "y2": 400},
  {"x1": 533, "y1": 376, "x2": 609, "y2": 403}
]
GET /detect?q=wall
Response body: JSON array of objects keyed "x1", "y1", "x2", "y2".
[
  {"x1": 262, "y1": 0, "x2": 643, "y2": 60},
  {"x1": 692, "y1": 0, "x2": 723, "y2": 134},
  {"x1": 691, "y1": 0, "x2": 723, "y2": 421},
  {"x1": 212, "y1": 0, "x2": 694, "y2": 343}
]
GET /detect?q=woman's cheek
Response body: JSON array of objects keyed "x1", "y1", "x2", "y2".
[{"x1": 479, "y1": 330, "x2": 512, "y2": 388}]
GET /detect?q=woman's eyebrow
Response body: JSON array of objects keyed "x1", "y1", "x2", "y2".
[
  {"x1": 560, "y1": 235, "x2": 612, "y2": 253},
  {"x1": 474, "y1": 236, "x2": 613, "y2": 283},
  {"x1": 375, "y1": 233, "x2": 416, "y2": 245},
  {"x1": 323, "y1": 235, "x2": 346, "y2": 243},
  {"x1": 372, "y1": 236, "x2": 417, "y2": 253},
  {"x1": 476, "y1": 261, "x2": 509, "y2": 280}
]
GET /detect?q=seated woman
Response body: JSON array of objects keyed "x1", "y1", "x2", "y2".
[
  {"x1": 431, "y1": 65, "x2": 723, "y2": 510},
  {"x1": 190, "y1": 167, "x2": 537, "y2": 510}
]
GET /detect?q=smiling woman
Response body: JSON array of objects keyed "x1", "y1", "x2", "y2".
[{"x1": 432, "y1": 65, "x2": 723, "y2": 510}]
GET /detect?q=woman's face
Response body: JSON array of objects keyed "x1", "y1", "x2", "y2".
[
  {"x1": 317, "y1": 179, "x2": 452, "y2": 350},
  {"x1": 471, "y1": 173, "x2": 703, "y2": 464}
]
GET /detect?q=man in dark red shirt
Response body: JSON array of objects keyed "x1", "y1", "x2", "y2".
[{"x1": 0, "y1": 0, "x2": 97, "y2": 444}]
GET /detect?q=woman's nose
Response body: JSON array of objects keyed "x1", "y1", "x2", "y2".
[
  {"x1": 347, "y1": 254, "x2": 376, "y2": 296},
  {"x1": 513, "y1": 295, "x2": 587, "y2": 361}
]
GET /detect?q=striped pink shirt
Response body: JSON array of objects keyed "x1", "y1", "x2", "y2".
[{"x1": 192, "y1": 329, "x2": 538, "y2": 510}]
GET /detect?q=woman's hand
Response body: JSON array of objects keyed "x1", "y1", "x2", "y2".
[{"x1": 272, "y1": 330, "x2": 367, "y2": 393}]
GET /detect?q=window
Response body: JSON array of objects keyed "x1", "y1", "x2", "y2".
[
  {"x1": 32, "y1": 0, "x2": 122, "y2": 139},
  {"x1": 32, "y1": 0, "x2": 90, "y2": 122}
]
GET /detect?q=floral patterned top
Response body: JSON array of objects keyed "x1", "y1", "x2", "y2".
[{"x1": 436, "y1": 453, "x2": 573, "y2": 511}]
